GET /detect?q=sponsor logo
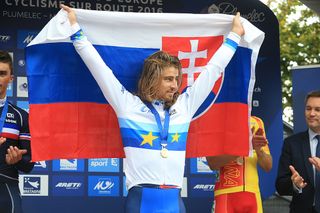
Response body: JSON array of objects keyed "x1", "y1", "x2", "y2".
[
  {"x1": 88, "y1": 158, "x2": 119, "y2": 172},
  {"x1": 51, "y1": 175, "x2": 84, "y2": 196},
  {"x1": 19, "y1": 175, "x2": 48, "y2": 196},
  {"x1": 16, "y1": 77, "x2": 28, "y2": 98},
  {"x1": 55, "y1": 182, "x2": 82, "y2": 188},
  {"x1": 88, "y1": 176, "x2": 119, "y2": 197},
  {"x1": 254, "y1": 87, "x2": 262, "y2": 93},
  {"x1": 60, "y1": 159, "x2": 77, "y2": 170},
  {"x1": 18, "y1": 59, "x2": 25, "y2": 67},
  {"x1": 17, "y1": 30, "x2": 38, "y2": 49},
  {"x1": 52, "y1": 159, "x2": 84, "y2": 172},
  {"x1": 206, "y1": 3, "x2": 266, "y2": 23},
  {"x1": 35, "y1": 161, "x2": 47, "y2": 168},
  {"x1": 23, "y1": 176, "x2": 40, "y2": 192},
  {"x1": 190, "y1": 177, "x2": 215, "y2": 197},
  {"x1": 13, "y1": 51, "x2": 26, "y2": 75},
  {"x1": 190, "y1": 157, "x2": 214, "y2": 174},
  {"x1": 6, "y1": 113, "x2": 14, "y2": 118},
  {"x1": 5, "y1": 119, "x2": 17, "y2": 124},
  {"x1": 0, "y1": 35, "x2": 10, "y2": 42},
  {"x1": 94, "y1": 179, "x2": 114, "y2": 190},
  {"x1": 0, "y1": 31, "x2": 14, "y2": 48},
  {"x1": 193, "y1": 184, "x2": 215, "y2": 191}
]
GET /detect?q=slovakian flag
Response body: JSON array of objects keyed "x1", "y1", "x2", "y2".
[{"x1": 26, "y1": 9, "x2": 264, "y2": 161}]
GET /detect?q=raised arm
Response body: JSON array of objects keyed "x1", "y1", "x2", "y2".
[
  {"x1": 253, "y1": 127, "x2": 273, "y2": 172},
  {"x1": 182, "y1": 13, "x2": 245, "y2": 116},
  {"x1": 60, "y1": 4, "x2": 138, "y2": 114}
]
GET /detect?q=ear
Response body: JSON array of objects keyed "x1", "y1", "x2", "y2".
[{"x1": 9, "y1": 75, "x2": 14, "y2": 83}]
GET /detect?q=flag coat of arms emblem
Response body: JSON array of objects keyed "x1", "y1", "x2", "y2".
[{"x1": 26, "y1": 9, "x2": 264, "y2": 161}]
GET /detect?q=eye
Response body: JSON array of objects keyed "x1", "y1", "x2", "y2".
[{"x1": 0, "y1": 71, "x2": 8, "y2": 76}]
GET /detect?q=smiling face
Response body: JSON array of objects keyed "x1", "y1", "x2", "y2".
[
  {"x1": 305, "y1": 96, "x2": 320, "y2": 133},
  {"x1": 0, "y1": 62, "x2": 13, "y2": 99},
  {"x1": 155, "y1": 66, "x2": 179, "y2": 102},
  {"x1": 138, "y1": 51, "x2": 182, "y2": 107}
]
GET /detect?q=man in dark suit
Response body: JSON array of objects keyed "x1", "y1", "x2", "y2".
[{"x1": 276, "y1": 90, "x2": 320, "y2": 213}]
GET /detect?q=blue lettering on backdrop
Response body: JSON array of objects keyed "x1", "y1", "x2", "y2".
[{"x1": 0, "y1": 0, "x2": 282, "y2": 212}]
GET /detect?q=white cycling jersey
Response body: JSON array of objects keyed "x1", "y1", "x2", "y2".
[{"x1": 71, "y1": 23, "x2": 240, "y2": 189}]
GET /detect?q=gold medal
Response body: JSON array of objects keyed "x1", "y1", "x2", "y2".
[{"x1": 160, "y1": 147, "x2": 168, "y2": 158}]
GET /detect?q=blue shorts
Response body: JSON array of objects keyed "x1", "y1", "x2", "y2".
[
  {"x1": 0, "y1": 182, "x2": 23, "y2": 213},
  {"x1": 125, "y1": 185, "x2": 186, "y2": 213}
]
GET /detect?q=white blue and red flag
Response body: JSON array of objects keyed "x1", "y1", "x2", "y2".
[{"x1": 26, "y1": 9, "x2": 264, "y2": 161}]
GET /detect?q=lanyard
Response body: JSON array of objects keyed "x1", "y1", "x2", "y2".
[
  {"x1": 145, "y1": 102, "x2": 170, "y2": 145},
  {"x1": 0, "y1": 101, "x2": 8, "y2": 133}
]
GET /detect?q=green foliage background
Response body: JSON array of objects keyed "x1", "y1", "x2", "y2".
[{"x1": 266, "y1": 0, "x2": 320, "y2": 123}]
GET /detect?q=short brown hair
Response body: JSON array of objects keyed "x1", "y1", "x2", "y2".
[
  {"x1": 0, "y1": 50, "x2": 13, "y2": 75},
  {"x1": 137, "y1": 51, "x2": 182, "y2": 108},
  {"x1": 305, "y1": 90, "x2": 320, "y2": 103}
]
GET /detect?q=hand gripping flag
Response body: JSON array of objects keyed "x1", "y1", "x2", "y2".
[{"x1": 26, "y1": 9, "x2": 264, "y2": 161}]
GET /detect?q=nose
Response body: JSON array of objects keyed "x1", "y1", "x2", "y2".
[
  {"x1": 310, "y1": 109, "x2": 317, "y2": 116},
  {"x1": 171, "y1": 79, "x2": 178, "y2": 91}
]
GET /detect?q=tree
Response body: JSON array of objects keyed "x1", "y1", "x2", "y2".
[{"x1": 266, "y1": 0, "x2": 320, "y2": 124}]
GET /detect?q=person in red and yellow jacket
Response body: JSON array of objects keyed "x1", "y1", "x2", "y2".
[{"x1": 206, "y1": 116, "x2": 272, "y2": 213}]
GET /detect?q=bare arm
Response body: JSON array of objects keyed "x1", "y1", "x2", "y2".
[
  {"x1": 256, "y1": 149, "x2": 272, "y2": 172},
  {"x1": 252, "y1": 127, "x2": 272, "y2": 172}
]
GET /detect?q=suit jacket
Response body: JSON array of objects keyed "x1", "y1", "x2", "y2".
[{"x1": 276, "y1": 131, "x2": 316, "y2": 213}]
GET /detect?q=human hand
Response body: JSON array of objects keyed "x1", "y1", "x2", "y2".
[
  {"x1": 5, "y1": 146, "x2": 27, "y2": 165},
  {"x1": 60, "y1": 4, "x2": 77, "y2": 26},
  {"x1": 289, "y1": 165, "x2": 307, "y2": 189},
  {"x1": 231, "y1": 12, "x2": 245, "y2": 37},
  {"x1": 252, "y1": 127, "x2": 267, "y2": 152},
  {"x1": 309, "y1": 157, "x2": 320, "y2": 171},
  {"x1": 0, "y1": 137, "x2": 6, "y2": 146}
]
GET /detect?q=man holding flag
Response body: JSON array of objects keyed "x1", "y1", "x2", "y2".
[{"x1": 60, "y1": 4, "x2": 244, "y2": 212}]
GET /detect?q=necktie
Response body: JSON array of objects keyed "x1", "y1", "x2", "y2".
[{"x1": 315, "y1": 135, "x2": 320, "y2": 212}]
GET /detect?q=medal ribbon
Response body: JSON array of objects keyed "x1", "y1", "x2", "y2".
[{"x1": 145, "y1": 102, "x2": 170, "y2": 147}]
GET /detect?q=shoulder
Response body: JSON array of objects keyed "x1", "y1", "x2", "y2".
[
  {"x1": 8, "y1": 102, "x2": 29, "y2": 118},
  {"x1": 284, "y1": 131, "x2": 308, "y2": 145}
]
